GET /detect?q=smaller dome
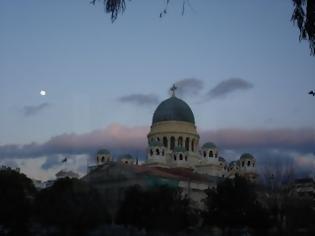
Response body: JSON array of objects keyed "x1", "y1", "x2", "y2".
[
  {"x1": 173, "y1": 146, "x2": 187, "y2": 153},
  {"x1": 240, "y1": 153, "x2": 255, "y2": 160},
  {"x1": 202, "y1": 142, "x2": 217, "y2": 149},
  {"x1": 97, "y1": 149, "x2": 110, "y2": 155}
]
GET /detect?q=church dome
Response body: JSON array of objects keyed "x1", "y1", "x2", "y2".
[
  {"x1": 202, "y1": 142, "x2": 217, "y2": 149},
  {"x1": 240, "y1": 153, "x2": 255, "y2": 160},
  {"x1": 152, "y1": 96, "x2": 195, "y2": 124},
  {"x1": 97, "y1": 149, "x2": 110, "y2": 155}
]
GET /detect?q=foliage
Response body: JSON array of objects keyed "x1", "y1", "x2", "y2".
[
  {"x1": 291, "y1": 0, "x2": 315, "y2": 55},
  {"x1": 90, "y1": 0, "x2": 127, "y2": 22},
  {"x1": 34, "y1": 177, "x2": 111, "y2": 234},
  {"x1": 203, "y1": 176, "x2": 271, "y2": 229},
  {"x1": 0, "y1": 169, "x2": 36, "y2": 234},
  {"x1": 116, "y1": 185, "x2": 197, "y2": 232}
]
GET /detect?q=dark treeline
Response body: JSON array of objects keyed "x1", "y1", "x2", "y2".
[{"x1": 1, "y1": 169, "x2": 315, "y2": 236}]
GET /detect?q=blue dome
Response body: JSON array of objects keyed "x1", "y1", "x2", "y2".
[
  {"x1": 202, "y1": 142, "x2": 217, "y2": 149},
  {"x1": 240, "y1": 153, "x2": 255, "y2": 160},
  {"x1": 97, "y1": 149, "x2": 110, "y2": 155},
  {"x1": 152, "y1": 96, "x2": 195, "y2": 124}
]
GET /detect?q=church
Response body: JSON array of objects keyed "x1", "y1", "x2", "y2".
[
  {"x1": 84, "y1": 86, "x2": 257, "y2": 212},
  {"x1": 91, "y1": 85, "x2": 257, "y2": 181}
]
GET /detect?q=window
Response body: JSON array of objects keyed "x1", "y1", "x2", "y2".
[
  {"x1": 242, "y1": 161, "x2": 245, "y2": 167},
  {"x1": 179, "y1": 154, "x2": 183, "y2": 160},
  {"x1": 102, "y1": 156, "x2": 105, "y2": 162},
  {"x1": 156, "y1": 149, "x2": 160, "y2": 155},
  {"x1": 191, "y1": 139, "x2": 195, "y2": 152},
  {"x1": 185, "y1": 137, "x2": 190, "y2": 151},
  {"x1": 157, "y1": 137, "x2": 160, "y2": 141},
  {"x1": 163, "y1": 137, "x2": 168, "y2": 148},
  {"x1": 174, "y1": 154, "x2": 176, "y2": 161},
  {"x1": 170, "y1": 136, "x2": 175, "y2": 150},
  {"x1": 162, "y1": 150, "x2": 165, "y2": 156},
  {"x1": 185, "y1": 156, "x2": 187, "y2": 161},
  {"x1": 209, "y1": 151, "x2": 213, "y2": 157},
  {"x1": 150, "y1": 149, "x2": 153, "y2": 156},
  {"x1": 247, "y1": 161, "x2": 250, "y2": 166},
  {"x1": 203, "y1": 151, "x2": 206, "y2": 158},
  {"x1": 178, "y1": 137, "x2": 183, "y2": 147}
]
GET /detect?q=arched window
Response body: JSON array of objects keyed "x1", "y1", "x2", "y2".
[
  {"x1": 163, "y1": 137, "x2": 168, "y2": 148},
  {"x1": 174, "y1": 154, "x2": 177, "y2": 161},
  {"x1": 150, "y1": 149, "x2": 153, "y2": 156},
  {"x1": 156, "y1": 149, "x2": 160, "y2": 155},
  {"x1": 162, "y1": 150, "x2": 165, "y2": 156},
  {"x1": 170, "y1": 136, "x2": 175, "y2": 150},
  {"x1": 102, "y1": 156, "x2": 105, "y2": 162},
  {"x1": 242, "y1": 161, "x2": 245, "y2": 167},
  {"x1": 178, "y1": 137, "x2": 183, "y2": 147},
  {"x1": 179, "y1": 154, "x2": 183, "y2": 160},
  {"x1": 203, "y1": 151, "x2": 206, "y2": 158},
  {"x1": 209, "y1": 151, "x2": 213, "y2": 157},
  {"x1": 191, "y1": 139, "x2": 195, "y2": 152},
  {"x1": 247, "y1": 161, "x2": 250, "y2": 166},
  {"x1": 185, "y1": 137, "x2": 190, "y2": 151}
]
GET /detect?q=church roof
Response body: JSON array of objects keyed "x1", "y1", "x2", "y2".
[
  {"x1": 152, "y1": 96, "x2": 195, "y2": 124},
  {"x1": 97, "y1": 149, "x2": 110, "y2": 155},
  {"x1": 240, "y1": 153, "x2": 255, "y2": 160},
  {"x1": 202, "y1": 142, "x2": 217, "y2": 149}
]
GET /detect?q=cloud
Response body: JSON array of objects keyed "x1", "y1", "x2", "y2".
[
  {"x1": 118, "y1": 94, "x2": 159, "y2": 106},
  {"x1": 173, "y1": 78, "x2": 204, "y2": 98},
  {"x1": 200, "y1": 128, "x2": 315, "y2": 152},
  {"x1": 23, "y1": 102, "x2": 51, "y2": 116},
  {"x1": 206, "y1": 78, "x2": 253, "y2": 100},
  {"x1": 0, "y1": 124, "x2": 149, "y2": 160}
]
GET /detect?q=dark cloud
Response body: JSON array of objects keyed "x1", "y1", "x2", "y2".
[
  {"x1": 206, "y1": 78, "x2": 253, "y2": 100},
  {"x1": 0, "y1": 124, "x2": 149, "y2": 160},
  {"x1": 23, "y1": 102, "x2": 51, "y2": 116},
  {"x1": 200, "y1": 128, "x2": 315, "y2": 152},
  {"x1": 173, "y1": 78, "x2": 204, "y2": 98},
  {"x1": 118, "y1": 94, "x2": 159, "y2": 106}
]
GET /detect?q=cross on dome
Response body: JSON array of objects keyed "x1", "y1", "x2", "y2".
[{"x1": 170, "y1": 84, "x2": 177, "y2": 97}]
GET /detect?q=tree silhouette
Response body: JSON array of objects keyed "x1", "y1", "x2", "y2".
[
  {"x1": 203, "y1": 176, "x2": 271, "y2": 229},
  {"x1": 34, "y1": 178, "x2": 111, "y2": 235},
  {"x1": 116, "y1": 185, "x2": 197, "y2": 232},
  {"x1": 0, "y1": 169, "x2": 36, "y2": 235}
]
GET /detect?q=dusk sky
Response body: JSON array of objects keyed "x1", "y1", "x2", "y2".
[{"x1": 0, "y1": 0, "x2": 314, "y2": 180}]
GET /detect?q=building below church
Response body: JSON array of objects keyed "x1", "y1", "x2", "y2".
[{"x1": 84, "y1": 87, "x2": 258, "y2": 213}]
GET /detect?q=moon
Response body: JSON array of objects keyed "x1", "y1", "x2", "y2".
[{"x1": 40, "y1": 90, "x2": 46, "y2": 96}]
